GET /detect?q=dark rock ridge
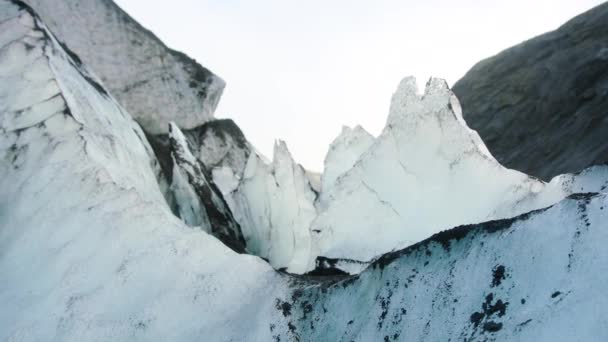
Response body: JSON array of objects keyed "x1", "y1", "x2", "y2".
[{"x1": 453, "y1": 2, "x2": 608, "y2": 180}]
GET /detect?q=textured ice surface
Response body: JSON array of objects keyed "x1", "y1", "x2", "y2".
[
  {"x1": 273, "y1": 193, "x2": 608, "y2": 341},
  {"x1": 22, "y1": 0, "x2": 225, "y2": 133},
  {"x1": 229, "y1": 141, "x2": 318, "y2": 273},
  {"x1": 182, "y1": 119, "x2": 252, "y2": 195}
]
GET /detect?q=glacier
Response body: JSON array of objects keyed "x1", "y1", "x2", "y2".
[{"x1": 1, "y1": 0, "x2": 608, "y2": 341}]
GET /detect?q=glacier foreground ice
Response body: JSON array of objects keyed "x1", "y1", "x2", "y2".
[{"x1": 2, "y1": 2, "x2": 608, "y2": 341}]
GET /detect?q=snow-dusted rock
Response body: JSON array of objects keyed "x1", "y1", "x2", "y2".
[
  {"x1": 230, "y1": 141, "x2": 318, "y2": 273},
  {"x1": 310, "y1": 77, "x2": 608, "y2": 268},
  {"x1": 22, "y1": 0, "x2": 225, "y2": 134},
  {"x1": 168, "y1": 122, "x2": 246, "y2": 252}
]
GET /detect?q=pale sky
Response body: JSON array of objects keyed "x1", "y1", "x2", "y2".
[{"x1": 115, "y1": 0, "x2": 604, "y2": 171}]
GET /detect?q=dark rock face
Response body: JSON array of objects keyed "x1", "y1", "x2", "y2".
[{"x1": 453, "y1": 3, "x2": 608, "y2": 180}]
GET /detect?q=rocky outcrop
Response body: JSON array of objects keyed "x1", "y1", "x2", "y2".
[
  {"x1": 452, "y1": 2, "x2": 608, "y2": 180},
  {"x1": 22, "y1": 0, "x2": 225, "y2": 134}
]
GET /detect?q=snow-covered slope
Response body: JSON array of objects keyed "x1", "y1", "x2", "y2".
[
  {"x1": 310, "y1": 77, "x2": 608, "y2": 269},
  {"x1": 22, "y1": 0, "x2": 225, "y2": 134}
]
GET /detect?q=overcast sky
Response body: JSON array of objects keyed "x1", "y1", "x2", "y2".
[{"x1": 115, "y1": 0, "x2": 604, "y2": 171}]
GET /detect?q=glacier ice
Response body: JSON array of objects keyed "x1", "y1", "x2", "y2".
[
  {"x1": 228, "y1": 141, "x2": 318, "y2": 273},
  {"x1": 2, "y1": 1, "x2": 608, "y2": 340}
]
